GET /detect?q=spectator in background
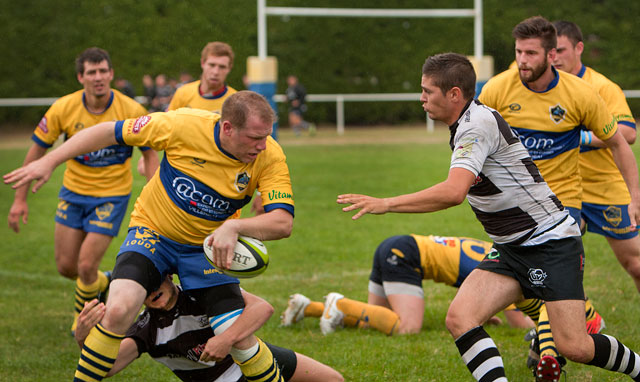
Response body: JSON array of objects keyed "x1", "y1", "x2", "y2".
[
  {"x1": 177, "y1": 71, "x2": 194, "y2": 88},
  {"x1": 154, "y1": 74, "x2": 174, "y2": 111},
  {"x1": 286, "y1": 75, "x2": 315, "y2": 136},
  {"x1": 115, "y1": 77, "x2": 136, "y2": 99},
  {"x1": 142, "y1": 74, "x2": 156, "y2": 108}
]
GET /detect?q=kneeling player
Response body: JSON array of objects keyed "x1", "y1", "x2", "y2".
[
  {"x1": 76, "y1": 276, "x2": 343, "y2": 382},
  {"x1": 281, "y1": 234, "x2": 604, "y2": 338}
]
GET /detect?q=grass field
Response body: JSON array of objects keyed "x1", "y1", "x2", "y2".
[{"x1": 1, "y1": 125, "x2": 640, "y2": 381}]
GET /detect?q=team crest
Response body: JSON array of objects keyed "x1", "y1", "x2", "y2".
[
  {"x1": 74, "y1": 122, "x2": 85, "y2": 131},
  {"x1": 95, "y1": 202, "x2": 114, "y2": 220},
  {"x1": 549, "y1": 104, "x2": 566, "y2": 124},
  {"x1": 234, "y1": 171, "x2": 250, "y2": 192},
  {"x1": 603, "y1": 206, "x2": 623, "y2": 227},
  {"x1": 528, "y1": 268, "x2": 547, "y2": 286}
]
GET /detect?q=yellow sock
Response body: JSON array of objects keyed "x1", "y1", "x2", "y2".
[
  {"x1": 585, "y1": 297, "x2": 596, "y2": 321},
  {"x1": 97, "y1": 271, "x2": 109, "y2": 293},
  {"x1": 336, "y1": 298, "x2": 399, "y2": 335},
  {"x1": 303, "y1": 301, "x2": 324, "y2": 318},
  {"x1": 74, "y1": 323, "x2": 124, "y2": 381},
  {"x1": 515, "y1": 298, "x2": 544, "y2": 322},
  {"x1": 537, "y1": 303, "x2": 559, "y2": 358},
  {"x1": 235, "y1": 338, "x2": 284, "y2": 382},
  {"x1": 75, "y1": 277, "x2": 101, "y2": 315}
]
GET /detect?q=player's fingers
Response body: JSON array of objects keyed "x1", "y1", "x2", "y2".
[{"x1": 31, "y1": 178, "x2": 47, "y2": 193}]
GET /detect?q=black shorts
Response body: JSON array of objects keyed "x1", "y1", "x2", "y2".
[
  {"x1": 476, "y1": 236, "x2": 585, "y2": 301},
  {"x1": 369, "y1": 235, "x2": 423, "y2": 288}
]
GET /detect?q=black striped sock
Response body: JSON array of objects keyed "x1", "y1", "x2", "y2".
[
  {"x1": 455, "y1": 326, "x2": 507, "y2": 382},
  {"x1": 589, "y1": 333, "x2": 640, "y2": 381}
]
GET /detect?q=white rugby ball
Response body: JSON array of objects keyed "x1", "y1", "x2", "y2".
[{"x1": 203, "y1": 235, "x2": 269, "y2": 278}]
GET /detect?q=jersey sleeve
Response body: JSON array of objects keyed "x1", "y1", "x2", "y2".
[
  {"x1": 168, "y1": 86, "x2": 187, "y2": 111},
  {"x1": 257, "y1": 143, "x2": 295, "y2": 216},
  {"x1": 450, "y1": 118, "x2": 498, "y2": 176},
  {"x1": 31, "y1": 105, "x2": 64, "y2": 148},
  {"x1": 583, "y1": 90, "x2": 617, "y2": 141},
  {"x1": 115, "y1": 111, "x2": 176, "y2": 151},
  {"x1": 599, "y1": 81, "x2": 636, "y2": 130}
]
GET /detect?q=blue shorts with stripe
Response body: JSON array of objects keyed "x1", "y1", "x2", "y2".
[
  {"x1": 55, "y1": 186, "x2": 130, "y2": 237},
  {"x1": 117, "y1": 226, "x2": 239, "y2": 291}
]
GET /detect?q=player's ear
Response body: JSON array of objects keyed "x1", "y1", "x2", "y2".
[{"x1": 221, "y1": 120, "x2": 234, "y2": 135}]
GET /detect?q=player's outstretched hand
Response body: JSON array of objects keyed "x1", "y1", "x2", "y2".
[
  {"x1": 7, "y1": 200, "x2": 29, "y2": 233},
  {"x1": 3, "y1": 158, "x2": 54, "y2": 193},
  {"x1": 337, "y1": 193, "x2": 389, "y2": 220}
]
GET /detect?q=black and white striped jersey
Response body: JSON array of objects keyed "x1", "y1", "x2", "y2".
[{"x1": 449, "y1": 100, "x2": 580, "y2": 245}]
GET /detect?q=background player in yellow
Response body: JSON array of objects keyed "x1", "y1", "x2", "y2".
[
  {"x1": 478, "y1": 16, "x2": 639, "y2": 231},
  {"x1": 552, "y1": 20, "x2": 640, "y2": 294},
  {"x1": 168, "y1": 41, "x2": 237, "y2": 113},
  {"x1": 5, "y1": 91, "x2": 294, "y2": 382},
  {"x1": 6, "y1": 47, "x2": 159, "y2": 335}
]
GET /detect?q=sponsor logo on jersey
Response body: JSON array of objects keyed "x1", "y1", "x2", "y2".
[
  {"x1": 132, "y1": 115, "x2": 151, "y2": 134},
  {"x1": 234, "y1": 171, "x2": 250, "y2": 192},
  {"x1": 267, "y1": 190, "x2": 292, "y2": 201},
  {"x1": 528, "y1": 268, "x2": 547, "y2": 286},
  {"x1": 95, "y1": 202, "x2": 114, "y2": 220},
  {"x1": 37, "y1": 116, "x2": 48, "y2": 133},
  {"x1": 603, "y1": 205, "x2": 622, "y2": 227},
  {"x1": 173, "y1": 176, "x2": 231, "y2": 212},
  {"x1": 79, "y1": 147, "x2": 117, "y2": 162},
  {"x1": 549, "y1": 104, "x2": 566, "y2": 124},
  {"x1": 508, "y1": 103, "x2": 521, "y2": 112},
  {"x1": 454, "y1": 138, "x2": 477, "y2": 158},
  {"x1": 74, "y1": 122, "x2": 85, "y2": 131}
]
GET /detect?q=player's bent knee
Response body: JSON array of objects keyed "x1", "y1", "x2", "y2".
[
  {"x1": 56, "y1": 263, "x2": 77, "y2": 279},
  {"x1": 112, "y1": 251, "x2": 162, "y2": 295}
]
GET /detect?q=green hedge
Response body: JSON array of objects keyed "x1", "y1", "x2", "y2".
[{"x1": 2, "y1": 0, "x2": 640, "y2": 125}]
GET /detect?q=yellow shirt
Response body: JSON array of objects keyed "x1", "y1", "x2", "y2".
[
  {"x1": 577, "y1": 65, "x2": 635, "y2": 205},
  {"x1": 115, "y1": 108, "x2": 294, "y2": 245},
  {"x1": 479, "y1": 67, "x2": 616, "y2": 209},
  {"x1": 168, "y1": 81, "x2": 237, "y2": 113},
  {"x1": 32, "y1": 89, "x2": 147, "y2": 196}
]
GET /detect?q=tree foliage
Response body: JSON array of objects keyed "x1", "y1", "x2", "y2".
[{"x1": 2, "y1": 0, "x2": 640, "y2": 125}]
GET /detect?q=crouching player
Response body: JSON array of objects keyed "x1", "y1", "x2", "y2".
[
  {"x1": 76, "y1": 276, "x2": 343, "y2": 382},
  {"x1": 282, "y1": 234, "x2": 604, "y2": 339}
]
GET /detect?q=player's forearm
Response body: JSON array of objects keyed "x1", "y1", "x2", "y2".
[
  {"x1": 141, "y1": 149, "x2": 159, "y2": 181},
  {"x1": 46, "y1": 122, "x2": 117, "y2": 167},
  {"x1": 609, "y1": 138, "x2": 640, "y2": 200},
  {"x1": 13, "y1": 145, "x2": 48, "y2": 201},
  {"x1": 231, "y1": 209, "x2": 293, "y2": 241},
  {"x1": 217, "y1": 294, "x2": 274, "y2": 346},
  {"x1": 386, "y1": 182, "x2": 467, "y2": 213}
]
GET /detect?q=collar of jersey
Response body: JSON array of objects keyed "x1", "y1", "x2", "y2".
[
  {"x1": 521, "y1": 66, "x2": 559, "y2": 93},
  {"x1": 213, "y1": 121, "x2": 239, "y2": 161},
  {"x1": 82, "y1": 90, "x2": 114, "y2": 115},
  {"x1": 576, "y1": 64, "x2": 587, "y2": 79},
  {"x1": 199, "y1": 82, "x2": 228, "y2": 99}
]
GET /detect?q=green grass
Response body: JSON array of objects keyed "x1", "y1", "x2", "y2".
[{"x1": 1, "y1": 127, "x2": 640, "y2": 381}]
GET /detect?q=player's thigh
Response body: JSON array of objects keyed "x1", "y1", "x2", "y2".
[
  {"x1": 54, "y1": 222, "x2": 86, "y2": 271},
  {"x1": 606, "y1": 235, "x2": 640, "y2": 267},
  {"x1": 544, "y1": 299, "x2": 593, "y2": 360},
  {"x1": 447, "y1": 269, "x2": 522, "y2": 337},
  {"x1": 290, "y1": 352, "x2": 343, "y2": 382},
  {"x1": 367, "y1": 290, "x2": 391, "y2": 309}
]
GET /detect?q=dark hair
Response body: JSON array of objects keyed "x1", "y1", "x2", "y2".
[
  {"x1": 512, "y1": 16, "x2": 557, "y2": 53},
  {"x1": 75, "y1": 47, "x2": 112, "y2": 75},
  {"x1": 421, "y1": 53, "x2": 476, "y2": 100},
  {"x1": 221, "y1": 91, "x2": 276, "y2": 129},
  {"x1": 553, "y1": 20, "x2": 583, "y2": 46}
]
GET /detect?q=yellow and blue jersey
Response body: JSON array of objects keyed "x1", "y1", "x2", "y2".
[
  {"x1": 413, "y1": 235, "x2": 493, "y2": 287},
  {"x1": 479, "y1": 67, "x2": 616, "y2": 209},
  {"x1": 168, "y1": 81, "x2": 237, "y2": 113},
  {"x1": 32, "y1": 89, "x2": 148, "y2": 197},
  {"x1": 577, "y1": 65, "x2": 635, "y2": 205},
  {"x1": 114, "y1": 108, "x2": 294, "y2": 245}
]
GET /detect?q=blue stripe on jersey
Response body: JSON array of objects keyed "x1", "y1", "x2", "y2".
[
  {"x1": 202, "y1": 85, "x2": 229, "y2": 99},
  {"x1": 453, "y1": 239, "x2": 484, "y2": 287},
  {"x1": 83, "y1": 91, "x2": 114, "y2": 113},
  {"x1": 511, "y1": 126, "x2": 579, "y2": 160},
  {"x1": 114, "y1": 120, "x2": 125, "y2": 145},
  {"x1": 264, "y1": 202, "x2": 295, "y2": 217},
  {"x1": 522, "y1": 66, "x2": 560, "y2": 93},
  {"x1": 31, "y1": 133, "x2": 53, "y2": 148},
  {"x1": 619, "y1": 120, "x2": 636, "y2": 129},
  {"x1": 72, "y1": 144, "x2": 133, "y2": 167},
  {"x1": 159, "y1": 156, "x2": 251, "y2": 221}
]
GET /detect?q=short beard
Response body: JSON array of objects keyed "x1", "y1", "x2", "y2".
[{"x1": 519, "y1": 57, "x2": 548, "y2": 84}]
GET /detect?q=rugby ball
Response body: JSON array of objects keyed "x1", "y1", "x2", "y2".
[{"x1": 203, "y1": 235, "x2": 269, "y2": 278}]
